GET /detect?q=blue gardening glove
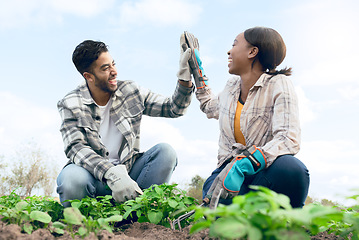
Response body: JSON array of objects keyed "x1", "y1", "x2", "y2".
[
  {"x1": 182, "y1": 31, "x2": 208, "y2": 89},
  {"x1": 206, "y1": 146, "x2": 267, "y2": 209}
]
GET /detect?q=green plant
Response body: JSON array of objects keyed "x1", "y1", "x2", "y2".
[
  {"x1": 0, "y1": 192, "x2": 58, "y2": 234},
  {"x1": 2, "y1": 184, "x2": 357, "y2": 239},
  {"x1": 327, "y1": 191, "x2": 359, "y2": 239},
  {"x1": 56, "y1": 183, "x2": 199, "y2": 236},
  {"x1": 27, "y1": 195, "x2": 64, "y2": 222},
  {"x1": 122, "y1": 183, "x2": 199, "y2": 228},
  {"x1": 191, "y1": 186, "x2": 345, "y2": 240},
  {"x1": 68, "y1": 195, "x2": 121, "y2": 219},
  {"x1": 55, "y1": 206, "x2": 123, "y2": 238}
]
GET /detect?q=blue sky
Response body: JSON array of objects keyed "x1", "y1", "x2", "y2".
[{"x1": 1, "y1": 0, "x2": 359, "y2": 204}]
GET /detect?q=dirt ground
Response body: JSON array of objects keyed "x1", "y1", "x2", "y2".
[{"x1": 0, "y1": 220, "x2": 344, "y2": 240}]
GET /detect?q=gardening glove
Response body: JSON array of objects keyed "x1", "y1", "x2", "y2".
[
  {"x1": 206, "y1": 145, "x2": 267, "y2": 209},
  {"x1": 182, "y1": 31, "x2": 208, "y2": 89},
  {"x1": 176, "y1": 33, "x2": 192, "y2": 81},
  {"x1": 104, "y1": 165, "x2": 143, "y2": 203}
]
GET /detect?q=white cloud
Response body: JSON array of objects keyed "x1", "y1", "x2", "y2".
[
  {"x1": 295, "y1": 86, "x2": 317, "y2": 125},
  {"x1": 140, "y1": 116, "x2": 218, "y2": 187},
  {"x1": 330, "y1": 176, "x2": 349, "y2": 185},
  {"x1": 299, "y1": 140, "x2": 359, "y2": 174},
  {"x1": 297, "y1": 139, "x2": 359, "y2": 204},
  {"x1": 338, "y1": 85, "x2": 359, "y2": 101},
  {"x1": 118, "y1": 0, "x2": 202, "y2": 28},
  {"x1": 0, "y1": 92, "x2": 64, "y2": 162},
  {"x1": 0, "y1": 0, "x2": 201, "y2": 29},
  {"x1": 0, "y1": 0, "x2": 115, "y2": 28},
  {"x1": 50, "y1": 0, "x2": 115, "y2": 17},
  {"x1": 0, "y1": 0, "x2": 44, "y2": 28},
  {"x1": 286, "y1": 0, "x2": 359, "y2": 86}
]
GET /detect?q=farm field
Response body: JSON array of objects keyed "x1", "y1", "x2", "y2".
[
  {"x1": 0, "y1": 184, "x2": 357, "y2": 240},
  {"x1": 0, "y1": 221, "x2": 343, "y2": 239}
]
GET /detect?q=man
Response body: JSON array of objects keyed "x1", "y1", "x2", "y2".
[{"x1": 56, "y1": 38, "x2": 194, "y2": 207}]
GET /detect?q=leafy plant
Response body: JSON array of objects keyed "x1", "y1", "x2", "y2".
[
  {"x1": 327, "y1": 191, "x2": 359, "y2": 239},
  {"x1": 53, "y1": 183, "x2": 199, "y2": 236},
  {"x1": 2, "y1": 184, "x2": 358, "y2": 239},
  {"x1": 122, "y1": 183, "x2": 199, "y2": 228},
  {"x1": 56, "y1": 206, "x2": 123, "y2": 238},
  {"x1": 190, "y1": 186, "x2": 345, "y2": 240},
  {"x1": 0, "y1": 192, "x2": 58, "y2": 234},
  {"x1": 68, "y1": 195, "x2": 121, "y2": 219}
]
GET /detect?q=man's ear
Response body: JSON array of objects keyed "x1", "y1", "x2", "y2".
[
  {"x1": 248, "y1": 46, "x2": 259, "y2": 59},
  {"x1": 83, "y1": 72, "x2": 94, "y2": 82}
]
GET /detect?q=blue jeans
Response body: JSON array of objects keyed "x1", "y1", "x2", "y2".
[
  {"x1": 202, "y1": 155, "x2": 310, "y2": 208},
  {"x1": 56, "y1": 143, "x2": 177, "y2": 207}
]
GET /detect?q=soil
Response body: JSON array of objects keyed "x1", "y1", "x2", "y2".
[{"x1": 0, "y1": 220, "x2": 345, "y2": 240}]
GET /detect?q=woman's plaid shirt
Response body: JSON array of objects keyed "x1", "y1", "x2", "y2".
[{"x1": 196, "y1": 73, "x2": 301, "y2": 168}]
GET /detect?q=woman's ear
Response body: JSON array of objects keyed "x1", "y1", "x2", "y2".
[{"x1": 248, "y1": 46, "x2": 259, "y2": 59}]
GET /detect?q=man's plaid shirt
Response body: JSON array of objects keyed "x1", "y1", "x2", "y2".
[{"x1": 57, "y1": 80, "x2": 194, "y2": 181}]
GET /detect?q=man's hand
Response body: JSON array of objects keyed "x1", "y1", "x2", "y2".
[
  {"x1": 182, "y1": 31, "x2": 208, "y2": 89},
  {"x1": 177, "y1": 33, "x2": 192, "y2": 82},
  {"x1": 104, "y1": 165, "x2": 143, "y2": 203},
  {"x1": 206, "y1": 146, "x2": 266, "y2": 209}
]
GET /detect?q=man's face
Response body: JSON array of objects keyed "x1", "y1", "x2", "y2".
[{"x1": 88, "y1": 51, "x2": 118, "y2": 94}]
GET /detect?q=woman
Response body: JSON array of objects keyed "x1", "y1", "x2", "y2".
[{"x1": 193, "y1": 27, "x2": 309, "y2": 208}]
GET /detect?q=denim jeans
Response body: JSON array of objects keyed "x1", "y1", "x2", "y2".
[
  {"x1": 202, "y1": 155, "x2": 310, "y2": 208},
  {"x1": 56, "y1": 143, "x2": 177, "y2": 207}
]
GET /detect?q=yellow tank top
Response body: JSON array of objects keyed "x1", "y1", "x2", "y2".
[{"x1": 234, "y1": 100, "x2": 246, "y2": 145}]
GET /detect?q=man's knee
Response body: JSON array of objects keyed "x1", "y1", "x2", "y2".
[
  {"x1": 57, "y1": 164, "x2": 95, "y2": 206},
  {"x1": 58, "y1": 173, "x2": 91, "y2": 193},
  {"x1": 155, "y1": 143, "x2": 178, "y2": 167}
]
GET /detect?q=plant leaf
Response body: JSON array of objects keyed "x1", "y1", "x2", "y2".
[
  {"x1": 268, "y1": 229, "x2": 310, "y2": 240},
  {"x1": 247, "y1": 225, "x2": 262, "y2": 240},
  {"x1": 190, "y1": 220, "x2": 211, "y2": 234},
  {"x1": 154, "y1": 185, "x2": 164, "y2": 196},
  {"x1": 70, "y1": 201, "x2": 82, "y2": 209},
  {"x1": 23, "y1": 222, "x2": 33, "y2": 234},
  {"x1": 78, "y1": 226, "x2": 87, "y2": 236},
  {"x1": 105, "y1": 215, "x2": 123, "y2": 222},
  {"x1": 210, "y1": 217, "x2": 247, "y2": 239},
  {"x1": 52, "y1": 221, "x2": 66, "y2": 229},
  {"x1": 148, "y1": 210, "x2": 163, "y2": 225},
  {"x1": 30, "y1": 211, "x2": 52, "y2": 223},
  {"x1": 51, "y1": 222, "x2": 66, "y2": 235},
  {"x1": 63, "y1": 207, "x2": 84, "y2": 225},
  {"x1": 168, "y1": 199, "x2": 178, "y2": 208},
  {"x1": 15, "y1": 201, "x2": 29, "y2": 211}
]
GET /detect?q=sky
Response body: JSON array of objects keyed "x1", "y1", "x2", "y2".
[{"x1": 1, "y1": 0, "x2": 359, "y2": 205}]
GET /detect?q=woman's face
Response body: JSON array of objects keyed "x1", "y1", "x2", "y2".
[{"x1": 227, "y1": 33, "x2": 253, "y2": 75}]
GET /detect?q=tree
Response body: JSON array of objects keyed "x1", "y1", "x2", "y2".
[
  {"x1": 0, "y1": 156, "x2": 8, "y2": 196},
  {"x1": 320, "y1": 198, "x2": 339, "y2": 207},
  {"x1": 0, "y1": 141, "x2": 57, "y2": 197},
  {"x1": 305, "y1": 195, "x2": 314, "y2": 205},
  {"x1": 186, "y1": 175, "x2": 205, "y2": 203}
]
